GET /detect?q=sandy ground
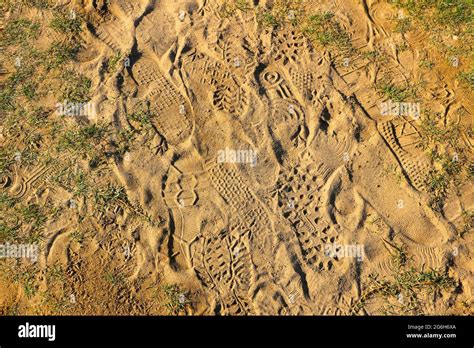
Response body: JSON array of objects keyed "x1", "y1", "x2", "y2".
[{"x1": 0, "y1": 0, "x2": 473, "y2": 315}]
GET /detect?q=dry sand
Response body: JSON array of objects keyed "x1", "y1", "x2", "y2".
[{"x1": 0, "y1": 0, "x2": 473, "y2": 315}]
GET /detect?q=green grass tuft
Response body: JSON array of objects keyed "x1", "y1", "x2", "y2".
[
  {"x1": 1, "y1": 19, "x2": 40, "y2": 45},
  {"x1": 50, "y1": 10, "x2": 83, "y2": 34}
]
